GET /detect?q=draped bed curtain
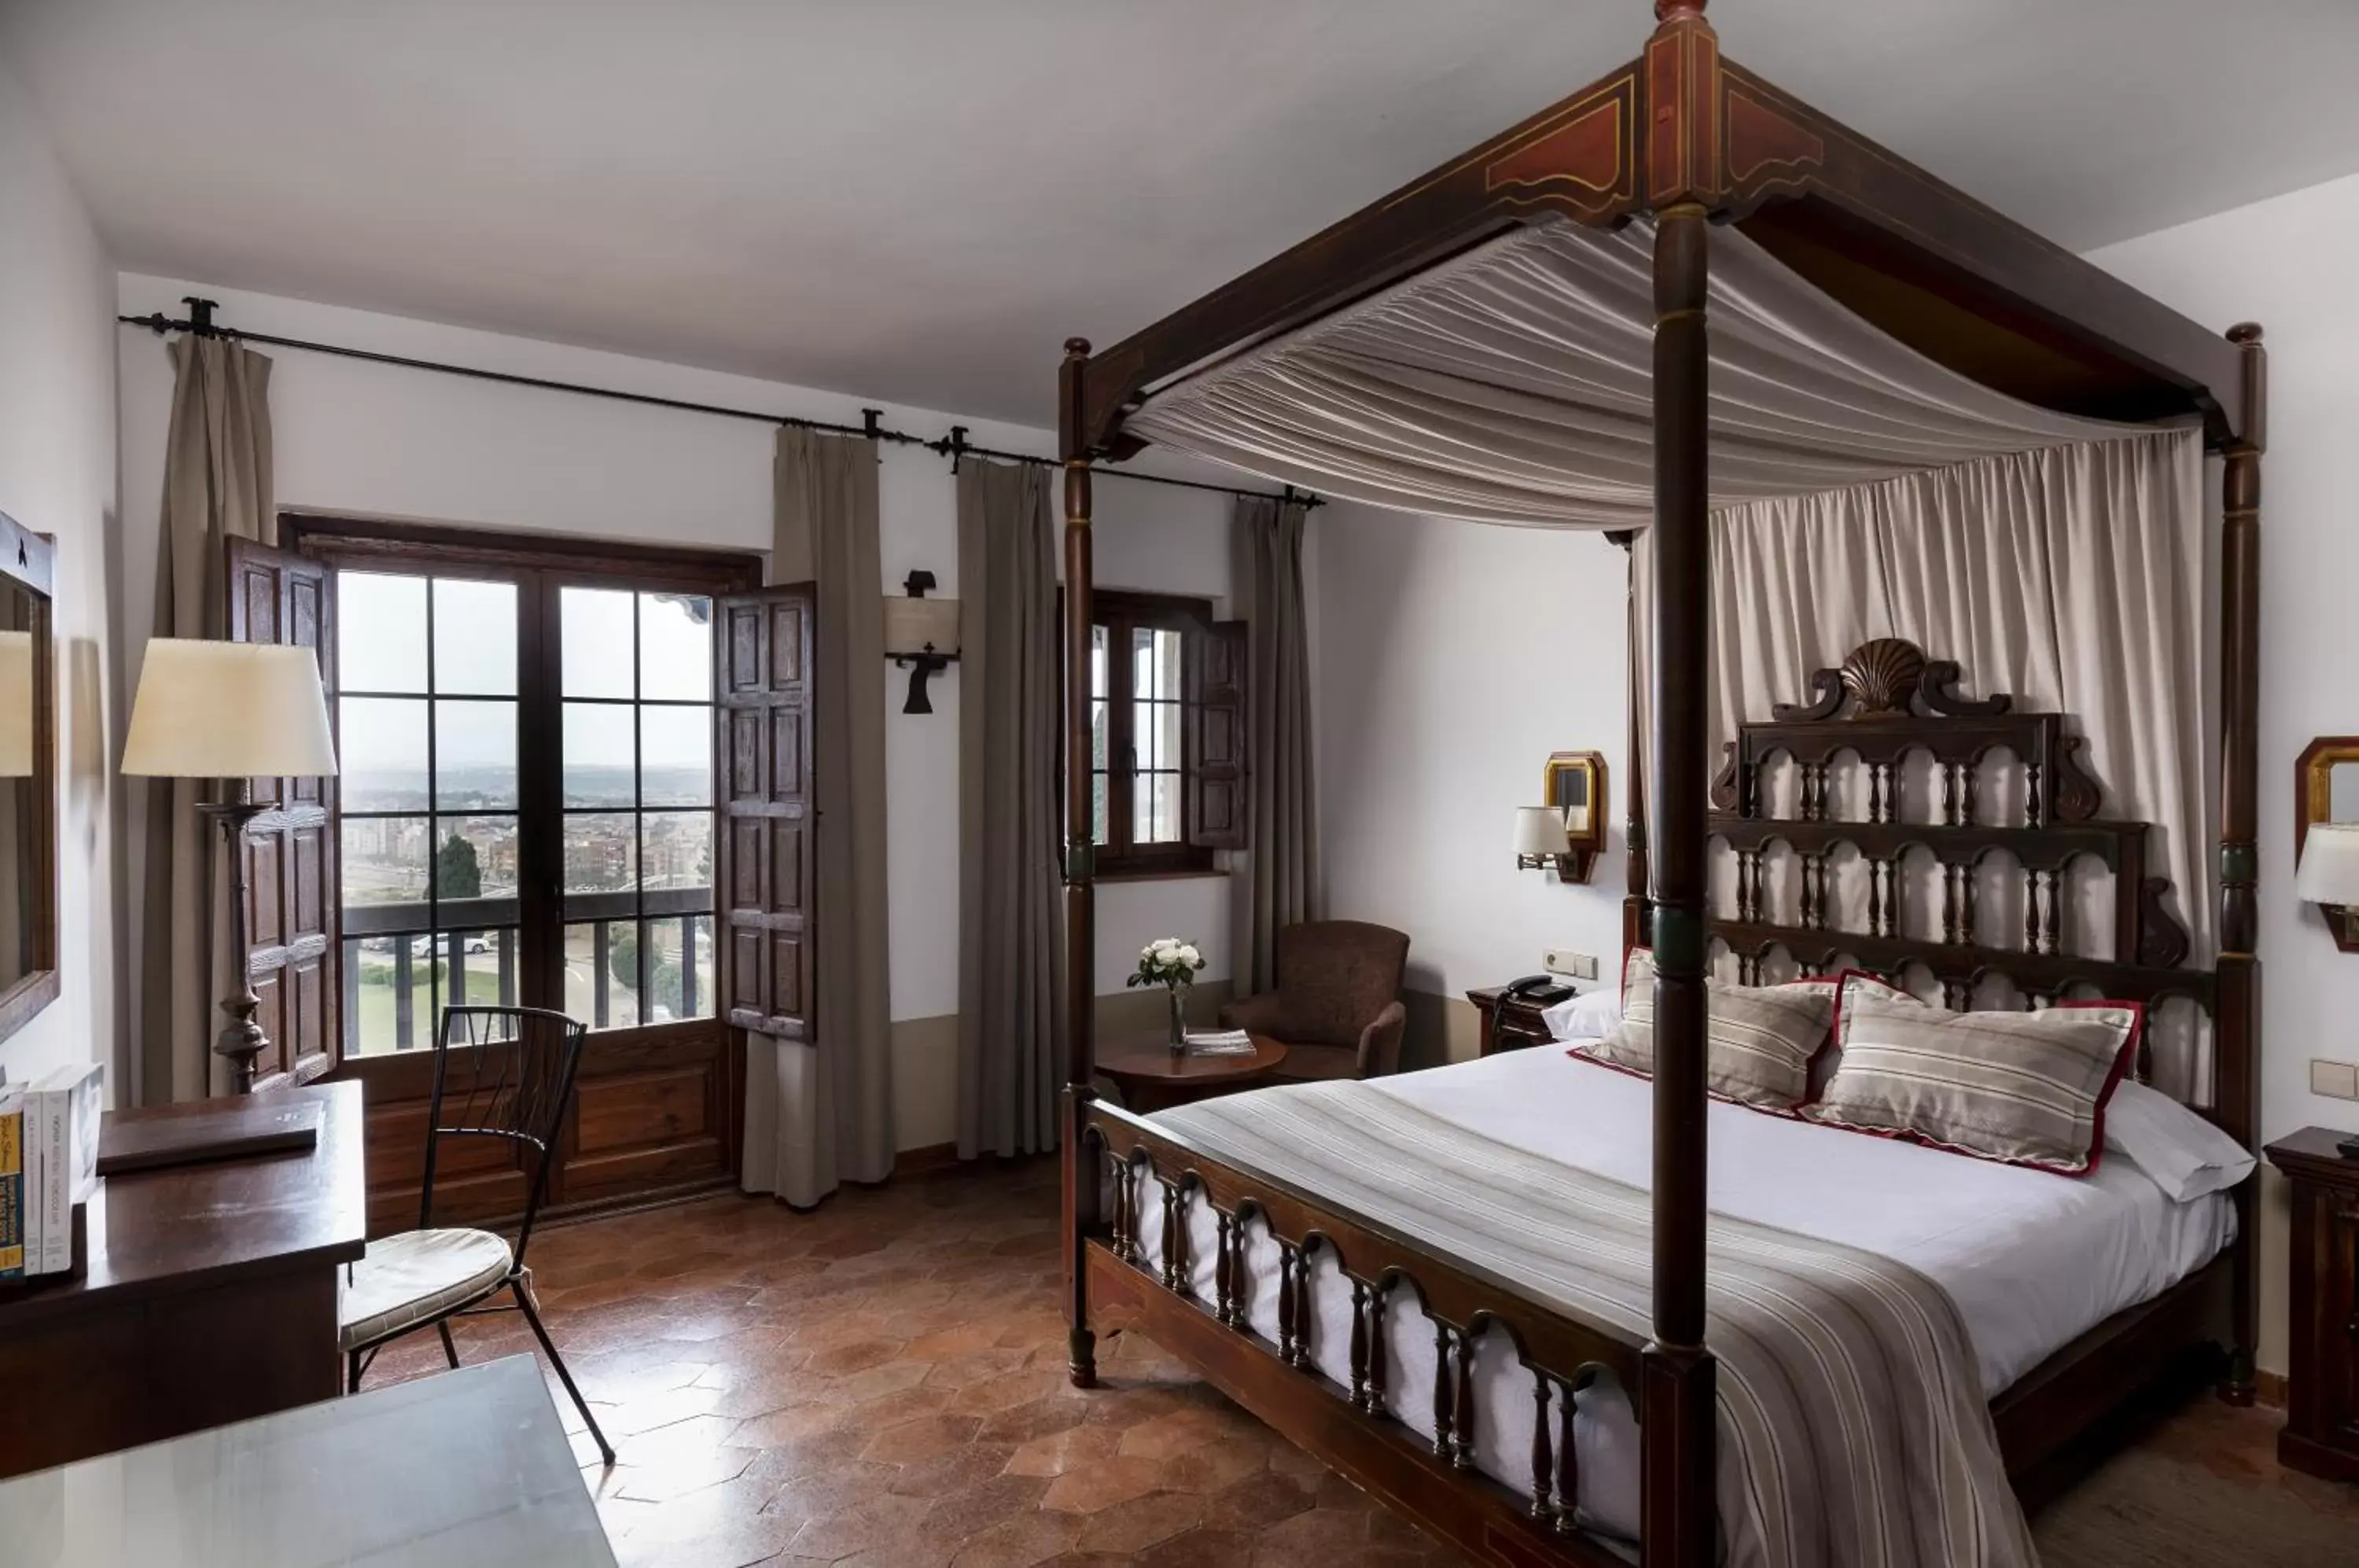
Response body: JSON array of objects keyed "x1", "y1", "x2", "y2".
[
  {"x1": 1233, "y1": 493, "x2": 1319, "y2": 995},
  {"x1": 746, "y1": 428, "x2": 895, "y2": 1205},
  {"x1": 1119, "y1": 212, "x2": 2216, "y2": 1095},
  {"x1": 140, "y1": 335, "x2": 273, "y2": 1105},
  {"x1": 1629, "y1": 424, "x2": 2215, "y2": 1095},
  {"x1": 956, "y1": 459, "x2": 1066, "y2": 1158}
]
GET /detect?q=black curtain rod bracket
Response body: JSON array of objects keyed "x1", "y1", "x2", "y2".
[{"x1": 113, "y1": 308, "x2": 1316, "y2": 509}]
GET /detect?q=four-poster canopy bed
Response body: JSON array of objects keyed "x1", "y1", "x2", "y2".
[{"x1": 1049, "y1": 4, "x2": 2265, "y2": 1564}]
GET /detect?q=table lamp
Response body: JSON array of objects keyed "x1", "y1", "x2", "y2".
[
  {"x1": 123, "y1": 639, "x2": 338, "y2": 1093},
  {"x1": 2295, "y1": 823, "x2": 2359, "y2": 948}
]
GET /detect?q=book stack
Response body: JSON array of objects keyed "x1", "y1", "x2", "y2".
[
  {"x1": 1183, "y1": 1029, "x2": 1258, "y2": 1058},
  {"x1": 0, "y1": 1062, "x2": 102, "y2": 1281}
]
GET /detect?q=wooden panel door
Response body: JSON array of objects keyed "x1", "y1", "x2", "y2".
[
  {"x1": 1187, "y1": 619, "x2": 1248, "y2": 850},
  {"x1": 226, "y1": 537, "x2": 340, "y2": 1089},
  {"x1": 717, "y1": 585, "x2": 816, "y2": 1042}
]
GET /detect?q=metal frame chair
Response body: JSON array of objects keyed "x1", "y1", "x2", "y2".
[{"x1": 340, "y1": 1005, "x2": 614, "y2": 1464}]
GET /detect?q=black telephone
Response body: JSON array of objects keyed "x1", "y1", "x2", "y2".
[{"x1": 1503, "y1": 974, "x2": 1576, "y2": 1007}]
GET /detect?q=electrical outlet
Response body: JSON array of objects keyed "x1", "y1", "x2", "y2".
[
  {"x1": 1543, "y1": 949, "x2": 1599, "y2": 981},
  {"x1": 2311, "y1": 1059, "x2": 2359, "y2": 1101}
]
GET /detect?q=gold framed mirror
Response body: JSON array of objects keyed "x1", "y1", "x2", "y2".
[
  {"x1": 1541, "y1": 750, "x2": 1609, "y2": 884},
  {"x1": 0, "y1": 510, "x2": 57, "y2": 1043}
]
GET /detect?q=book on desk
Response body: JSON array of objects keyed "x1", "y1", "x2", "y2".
[{"x1": 0, "y1": 1062, "x2": 101, "y2": 1281}]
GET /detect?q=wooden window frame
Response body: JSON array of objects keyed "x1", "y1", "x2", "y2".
[
  {"x1": 1087, "y1": 589, "x2": 1219, "y2": 880},
  {"x1": 279, "y1": 513, "x2": 765, "y2": 1229}
]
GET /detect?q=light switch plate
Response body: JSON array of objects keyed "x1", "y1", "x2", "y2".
[
  {"x1": 2309, "y1": 1058, "x2": 2359, "y2": 1101},
  {"x1": 1543, "y1": 950, "x2": 1599, "y2": 981}
]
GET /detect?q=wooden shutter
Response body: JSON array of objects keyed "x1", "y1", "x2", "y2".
[
  {"x1": 716, "y1": 584, "x2": 815, "y2": 1040},
  {"x1": 1187, "y1": 618, "x2": 1248, "y2": 849},
  {"x1": 224, "y1": 537, "x2": 340, "y2": 1088}
]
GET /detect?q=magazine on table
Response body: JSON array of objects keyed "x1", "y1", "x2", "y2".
[{"x1": 1183, "y1": 1029, "x2": 1257, "y2": 1058}]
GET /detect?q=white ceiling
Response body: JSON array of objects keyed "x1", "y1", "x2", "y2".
[{"x1": 7, "y1": 0, "x2": 2357, "y2": 425}]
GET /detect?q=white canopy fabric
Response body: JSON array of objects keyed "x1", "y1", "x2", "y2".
[{"x1": 1122, "y1": 218, "x2": 2143, "y2": 528}]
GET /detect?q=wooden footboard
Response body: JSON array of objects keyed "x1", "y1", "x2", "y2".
[{"x1": 1075, "y1": 1097, "x2": 1647, "y2": 1568}]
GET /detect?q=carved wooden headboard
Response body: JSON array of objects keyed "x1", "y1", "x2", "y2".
[{"x1": 1700, "y1": 638, "x2": 2213, "y2": 1087}]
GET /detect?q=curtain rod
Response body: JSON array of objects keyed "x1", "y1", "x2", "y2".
[{"x1": 116, "y1": 298, "x2": 1319, "y2": 510}]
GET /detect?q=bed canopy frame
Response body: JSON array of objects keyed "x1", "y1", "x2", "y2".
[{"x1": 1050, "y1": 6, "x2": 2265, "y2": 1564}]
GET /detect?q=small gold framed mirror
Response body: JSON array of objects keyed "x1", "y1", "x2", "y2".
[
  {"x1": 2295, "y1": 736, "x2": 2359, "y2": 952},
  {"x1": 1540, "y1": 751, "x2": 1609, "y2": 884}
]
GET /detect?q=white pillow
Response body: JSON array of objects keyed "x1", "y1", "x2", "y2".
[
  {"x1": 2102, "y1": 1079, "x2": 2256, "y2": 1202},
  {"x1": 1543, "y1": 986, "x2": 1621, "y2": 1043}
]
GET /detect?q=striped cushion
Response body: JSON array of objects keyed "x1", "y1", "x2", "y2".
[
  {"x1": 1800, "y1": 976, "x2": 2141, "y2": 1175},
  {"x1": 1572, "y1": 948, "x2": 1838, "y2": 1111}
]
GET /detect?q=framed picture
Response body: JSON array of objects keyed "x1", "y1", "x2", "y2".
[{"x1": 1543, "y1": 751, "x2": 1608, "y2": 859}]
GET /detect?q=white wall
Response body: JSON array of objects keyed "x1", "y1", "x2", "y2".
[
  {"x1": 113, "y1": 275, "x2": 1242, "y2": 1145},
  {"x1": 2089, "y1": 168, "x2": 2359, "y2": 1377},
  {"x1": 1316, "y1": 503, "x2": 1628, "y2": 1050},
  {"x1": 0, "y1": 61, "x2": 121, "y2": 1094}
]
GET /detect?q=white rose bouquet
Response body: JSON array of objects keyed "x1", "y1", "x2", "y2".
[
  {"x1": 1130, "y1": 937, "x2": 1207, "y2": 1053},
  {"x1": 1129, "y1": 937, "x2": 1205, "y2": 992}
]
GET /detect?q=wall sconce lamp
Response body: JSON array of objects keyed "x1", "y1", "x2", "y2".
[
  {"x1": 1514, "y1": 806, "x2": 1573, "y2": 874},
  {"x1": 2295, "y1": 822, "x2": 2359, "y2": 949},
  {"x1": 884, "y1": 569, "x2": 960, "y2": 715},
  {"x1": 1516, "y1": 751, "x2": 1608, "y2": 883}
]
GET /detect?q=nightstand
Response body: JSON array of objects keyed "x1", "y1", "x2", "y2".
[
  {"x1": 2265, "y1": 1127, "x2": 2359, "y2": 1482},
  {"x1": 1466, "y1": 986, "x2": 1555, "y2": 1056}
]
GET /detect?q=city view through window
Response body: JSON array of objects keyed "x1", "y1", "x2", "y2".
[{"x1": 337, "y1": 571, "x2": 716, "y2": 1053}]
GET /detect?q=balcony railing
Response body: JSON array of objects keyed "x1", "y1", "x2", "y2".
[{"x1": 342, "y1": 889, "x2": 713, "y2": 1054}]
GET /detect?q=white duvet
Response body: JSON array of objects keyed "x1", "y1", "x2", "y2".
[{"x1": 1130, "y1": 1047, "x2": 2232, "y2": 1543}]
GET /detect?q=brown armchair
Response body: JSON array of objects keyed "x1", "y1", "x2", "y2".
[{"x1": 1219, "y1": 921, "x2": 1411, "y2": 1082}]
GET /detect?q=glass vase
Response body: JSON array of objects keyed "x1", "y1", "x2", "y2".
[{"x1": 1167, "y1": 986, "x2": 1187, "y2": 1055}]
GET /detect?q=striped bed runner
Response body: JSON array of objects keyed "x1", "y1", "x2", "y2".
[{"x1": 1155, "y1": 1083, "x2": 2039, "y2": 1568}]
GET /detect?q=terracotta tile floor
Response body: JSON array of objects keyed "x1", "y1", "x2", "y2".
[{"x1": 363, "y1": 1160, "x2": 2350, "y2": 1567}]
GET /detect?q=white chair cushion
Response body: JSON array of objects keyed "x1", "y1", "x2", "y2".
[{"x1": 340, "y1": 1228, "x2": 513, "y2": 1350}]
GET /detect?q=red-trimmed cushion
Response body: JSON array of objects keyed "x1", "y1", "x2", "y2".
[
  {"x1": 1798, "y1": 974, "x2": 2142, "y2": 1176},
  {"x1": 1569, "y1": 948, "x2": 1846, "y2": 1112}
]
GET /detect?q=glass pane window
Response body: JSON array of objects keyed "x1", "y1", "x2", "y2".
[
  {"x1": 434, "y1": 699, "x2": 518, "y2": 810},
  {"x1": 558, "y1": 588, "x2": 716, "y2": 1032},
  {"x1": 337, "y1": 569, "x2": 524, "y2": 1058},
  {"x1": 330, "y1": 557, "x2": 723, "y2": 1057},
  {"x1": 1073, "y1": 595, "x2": 1214, "y2": 875},
  {"x1": 560, "y1": 587, "x2": 635, "y2": 698},
  {"x1": 432, "y1": 579, "x2": 517, "y2": 696},
  {"x1": 340, "y1": 572, "x2": 428, "y2": 694}
]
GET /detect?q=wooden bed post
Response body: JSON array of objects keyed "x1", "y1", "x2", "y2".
[
  {"x1": 1643, "y1": 3, "x2": 1720, "y2": 1561},
  {"x1": 2217, "y1": 320, "x2": 2266, "y2": 1405},
  {"x1": 1060, "y1": 337, "x2": 1103, "y2": 1389}
]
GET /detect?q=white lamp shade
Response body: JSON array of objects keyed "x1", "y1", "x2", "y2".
[
  {"x1": 123, "y1": 639, "x2": 339, "y2": 778},
  {"x1": 1514, "y1": 805, "x2": 1571, "y2": 858},
  {"x1": 882, "y1": 595, "x2": 960, "y2": 657},
  {"x1": 0, "y1": 630, "x2": 31, "y2": 778},
  {"x1": 2295, "y1": 823, "x2": 2359, "y2": 905}
]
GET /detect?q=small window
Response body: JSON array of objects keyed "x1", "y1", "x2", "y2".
[{"x1": 1080, "y1": 591, "x2": 1242, "y2": 878}]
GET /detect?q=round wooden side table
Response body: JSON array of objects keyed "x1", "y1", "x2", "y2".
[{"x1": 1097, "y1": 1034, "x2": 1288, "y2": 1113}]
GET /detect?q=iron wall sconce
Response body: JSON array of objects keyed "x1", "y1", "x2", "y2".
[{"x1": 885, "y1": 569, "x2": 960, "y2": 715}]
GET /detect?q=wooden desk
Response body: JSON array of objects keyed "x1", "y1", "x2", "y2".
[
  {"x1": 0, "y1": 1354, "x2": 613, "y2": 1566},
  {"x1": 0, "y1": 1080, "x2": 366, "y2": 1479}
]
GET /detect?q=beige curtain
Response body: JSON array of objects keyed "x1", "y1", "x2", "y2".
[
  {"x1": 1124, "y1": 219, "x2": 2133, "y2": 528},
  {"x1": 955, "y1": 459, "x2": 1065, "y2": 1159},
  {"x1": 1235, "y1": 494, "x2": 1319, "y2": 994},
  {"x1": 744, "y1": 428, "x2": 894, "y2": 1205},
  {"x1": 139, "y1": 335, "x2": 273, "y2": 1104},
  {"x1": 1634, "y1": 426, "x2": 2213, "y2": 1092}
]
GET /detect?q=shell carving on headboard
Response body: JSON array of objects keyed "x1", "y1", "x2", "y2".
[{"x1": 1770, "y1": 636, "x2": 2014, "y2": 723}]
